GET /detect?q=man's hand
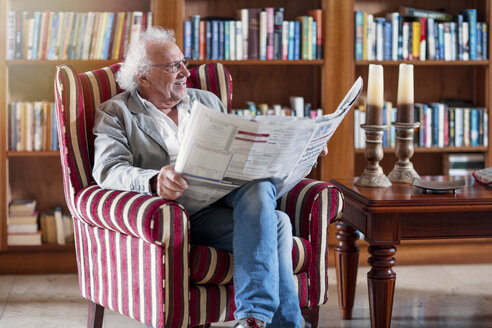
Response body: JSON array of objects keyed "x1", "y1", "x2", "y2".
[
  {"x1": 319, "y1": 144, "x2": 329, "y2": 157},
  {"x1": 155, "y1": 165, "x2": 188, "y2": 200}
]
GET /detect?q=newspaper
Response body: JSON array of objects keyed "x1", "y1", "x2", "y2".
[{"x1": 175, "y1": 76, "x2": 363, "y2": 214}]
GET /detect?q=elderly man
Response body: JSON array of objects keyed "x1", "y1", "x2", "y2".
[{"x1": 93, "y1": 26, "x2": 304, "y2": 328}]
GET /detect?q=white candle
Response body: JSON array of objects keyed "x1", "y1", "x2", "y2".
[
  {"x1": 366, "y1": 64, "x2": 384, "y2": 125},
  {"x1": 397, "y1": 63, "x2": 414, "y2": 122}
]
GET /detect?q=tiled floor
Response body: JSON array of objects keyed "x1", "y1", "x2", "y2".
[{"x1": 1, "y1": 264, "x2": 491, "y2": 327}]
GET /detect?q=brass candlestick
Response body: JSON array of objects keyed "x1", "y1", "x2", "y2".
[
  {"x1": 388, "y1": 122, "x2": 420, "y2": 183},
  {"x1": 355, "y1": 124, "x2": 392, "y2": 187}
]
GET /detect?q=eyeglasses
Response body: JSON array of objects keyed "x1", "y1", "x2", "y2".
[{"x1": 151, "y1": 58, "x2": 190, "y2": 73}]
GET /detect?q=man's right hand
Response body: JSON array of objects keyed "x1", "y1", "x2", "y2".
[{"x1": 154, "y1": 165, "x2": 188, "y2": 200}]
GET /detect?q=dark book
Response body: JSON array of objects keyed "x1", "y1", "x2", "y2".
[
  {"x1": 273, "y1": 8, "x2": 284, "y2": 60},
  {"x1": 400, "y1": 6, "x2": 453, "y2": 22},
  {"x1": 14, "y1": 11, "x2": 24, "y2": 59},
  {"x1": 248, "y1": 8, "x2": 261, "y2": 59}
]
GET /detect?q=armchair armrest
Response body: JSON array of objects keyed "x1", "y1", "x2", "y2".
[
  {"x1": 74, "y1": 184, "x2": 188, "y2": 246},
  {"x1": 277, "y1": 178, "x2": 344, "y2": 307}
]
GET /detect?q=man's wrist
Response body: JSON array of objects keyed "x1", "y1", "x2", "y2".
[{"x1": 150, "y1": 174, "x2": 158, "y2": 195}]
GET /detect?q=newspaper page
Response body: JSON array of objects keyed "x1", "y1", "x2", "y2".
[{"x1": 175, "y1": 76, "x2": 363, "y2": 213}]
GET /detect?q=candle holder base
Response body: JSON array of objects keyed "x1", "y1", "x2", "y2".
[
  {"x1": 355, "y1": 170, "x2": 392, "y2": 187},
  {"x1": 388, "y1": 164, "x2": 420, "y2": 184},
  {"x1": 389, "y1": 122, "x2": 420, "y2": 184},
  {"x1": 355, "y1": 124, "x2": 392, "y2": 188}
]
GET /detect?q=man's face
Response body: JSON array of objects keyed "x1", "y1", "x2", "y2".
[{"x1": 144, "y1": 41, "x2": 189, "y2": 104}]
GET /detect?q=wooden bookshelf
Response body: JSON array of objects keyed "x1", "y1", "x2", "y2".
[{"x1": 1, "y1": 0, "x2": 491, "y2": 273}]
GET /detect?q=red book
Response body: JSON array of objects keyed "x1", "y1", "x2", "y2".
[{"x1": 307, "y1": 9, "x2": 323, "y2": 59}]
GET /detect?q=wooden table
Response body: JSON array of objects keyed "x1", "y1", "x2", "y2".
[{"x1": 329, "y1": 176, "x2": 492, "y2": 328}]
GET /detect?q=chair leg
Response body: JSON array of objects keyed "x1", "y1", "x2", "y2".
[
  {"x1": 302, "y1": 306, "x2": 320, "y2": 328},
  {"x1": 87, "y1": 300, "x2": 104, "y2": 328}
]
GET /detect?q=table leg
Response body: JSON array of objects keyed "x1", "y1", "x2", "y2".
[
  {"x1": 334, "y1": 221, "x2": 360, "y2": 319},
  {"x1": 367, "y1": 245, "x2": 396, "y2": 328}
]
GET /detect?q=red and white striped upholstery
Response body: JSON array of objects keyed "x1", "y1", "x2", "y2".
[{"x1": 54, "y1": 63, "x2": 344, "y2": 328}]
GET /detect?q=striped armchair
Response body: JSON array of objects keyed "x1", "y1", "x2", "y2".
[{"x1": 53, "y1": 62, "x2": 344, "y2": 328}]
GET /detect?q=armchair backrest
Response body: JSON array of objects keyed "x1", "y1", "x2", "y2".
[{"x1": 54, "y1": 62, "x2": 233, "y2": 212}]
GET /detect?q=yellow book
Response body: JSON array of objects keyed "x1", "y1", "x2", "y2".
[
  {"x1": 112, "y1": 12, "x2": 126, "y2": 59},
  {"x1": 412, "y1": 21, "x2": 420, "y2": 59}
]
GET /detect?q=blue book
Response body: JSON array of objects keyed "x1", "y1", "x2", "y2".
[
  {"x1": 218, "y1": 21, "x2": 224, "y2": 59},
  {"x1": 463, "y1": 9, "x2": 477, "y2": 60},
  {"x1": 482, "y1": 23, "x2": 488, "y2": 59},
  {"x1": 456, "y1": 15, "x2": 464, "y2": 60},
  {"x1": 354, "y1": 11, "x2": 364, "y2": 60},
  {"x1": 476, "y1": 22, "x2": 482, "y2": 60},
  {"x1": 31, "y1": 12, "x2": 42, "y2": 60},
  {"x1": 224, "y1": 21, "x2": 230, "y2": 60},
  {"x1": 183, "y1": 21, "x2": 192, "y2": 58},
  {"x1": 294, "y1": 21, "x2": 301, "y2": 60},
  {"x1": 101, "y1": 12, "x2": 114, "y2": 60},
  {"x1": 432, "y1": 103, "x2": 440, "y2": 146},
  {"x1": 206, "y1": 21, "x2": 212, "y2": 59},
  {"x1": 437, "y1": 23, "x2": 445, "y2": 60},
  {"x1": 51, "y1": 103, "x2": 58, "y2": 150},
  {"x1": 311, "y1": 21, "x2": 317, "y2": 60},
  {"x1": 383, "y1": 21, "x2": 392, "y2": 60},
  {"x1": 211, "y1": 20, "x2": 219, "y2": 60},
  {"x1": 449, "y1": 22, "x2": 456, "y2": 61},
  {"x1": 470, "y1": 108, "x2": 479, "y2": 146},
  {"x1": 288, "y1": 21, "x2": 295, "y2": 60},
  {"x1": 192, "y1": 15, "x2": 200, "y2": 60}
]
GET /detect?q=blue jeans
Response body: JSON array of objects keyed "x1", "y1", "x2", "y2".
[{"x1": 190, "y1": 180, "x2": 303, "y2": 327}]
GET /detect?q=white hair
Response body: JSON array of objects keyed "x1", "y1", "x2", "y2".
[{"x1": 116, "y1": 26, "x2": 176, "y2": 91}]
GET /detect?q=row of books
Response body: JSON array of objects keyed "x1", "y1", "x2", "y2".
[
  {"x1": 8, "y1": 101, "x2": 58, "y2": 152},
  {"x1": 444, "y1": 153, "x2": 485, "y2": 177},
  {"x1": 183, "y1": 8, "x2": 323, "y2": 61},
  {"x1": 6, "y1": 11, "x2": 152, "y2": 60},
  {"x1": 7, "y1": 200, "x2": 73, "y2": 246},
  {"x1": 354, "y1": 102, "x2": 489, "y2": 149},
  {"x1": 355, "y1": 7, "x2": 488, "y2": 61},
  {"x1": 231, "y1": 98, "x2": 323, "y2": 118}
]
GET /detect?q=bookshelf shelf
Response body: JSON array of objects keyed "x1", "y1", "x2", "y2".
[
  {"x1": 7, "y1": 151, "x2": 60, "y2": 157},
  {"x1": 355, "y1": 60, "x2": 490, "y2": 67},
  {"x1": 7, "y1": 243, "x2": 74, "y2": 252}
]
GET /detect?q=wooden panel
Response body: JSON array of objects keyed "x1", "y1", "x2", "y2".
[
  {"x1": 8, "y1": 157, "x2": 68, "y2": 213},
  {"x1": 321, "y1": 0, "x2": 355, "y2": 181},
  {"x1": 221, "y1": 65, "x2": 321, "y2": 109},
  {"x1": 0, "y1": 247, "x2": 77, "y2": 274},
  {"x1": 152, "y1": 0, "x2": 185, "y2": 48},
  {"x1": 0, "y1": 0, "x2": 7, "y2": 250}
]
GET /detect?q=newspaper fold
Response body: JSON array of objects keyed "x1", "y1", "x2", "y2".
[{"x1": 175, "y1": 76, "x2": 363, "y2": 213}]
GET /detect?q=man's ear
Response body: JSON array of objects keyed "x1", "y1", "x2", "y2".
[{"x1": 138, "y1": 75, "x2": 151, "y2": 88}]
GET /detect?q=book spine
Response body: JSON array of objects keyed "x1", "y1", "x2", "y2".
[
  {"x1": 183, "y1": 20, "x2": 192, "y2": 58},
  {"x1": 228, "y1": 20, "x2": 235, "y2": 60},
  {"x1": 464, "y1": 9, "x2": 477, "y2": 60},
  {"x1": 192, "y1": 14, "x2": 200, "y2": 60},
  {"x1": 383, "y1": 21, "x2": 392, "y2": 60},
  {"x1": 354, "y1": 11, "x2": 364, "y2": 60},
  {"x1": 294, "y1": 21, "x2": 301, "y2": 60},
  {"x1": 206, "y1": 21, "x2": 212, "y2": 59},
  {"x1": 426, "y1": 18, "x2": 435, "y2": 60},
  {"x1": 419, "y1": 17, "x2": 426, "y2": 60},
  {"x1": 471, "y1": 108, "x2": 479, "y2": 146},
  {"x1": 265, "y1": 7, "x2": 274, "y2": 60},
  {"x1": 248, "y1": 8, "x2": 260, "y2": 60},
  {"x1": 218, "y1": 21, "x2": 224, "y2": 60},
  {"x1": 239, "y1": 8, "x2": 248, "y2": 59},
  {"x1": 200, "y1": 20, "x2": 206, "y2": 60},
  {"x1": 224, "y1": 21, "x2": 230, "y2": 60},
  {"x1": 287, "y1": 21, "x2": 295, "y2": 60},
  {"x1": 235, "y1": 20, "x2": 243, "y2": 60},
  {"x1": 411, "y1": 21, "x2": 420, "y2": 59},
  {"x1": 273, "y1": 8, "x2": 283, "y2": 60},
  {"x1": 402, "y1": 21, "x2": 409, "y2": 60},
  {"x1": 211, "y1": 20, "x2": 219, "y2": 60},
  {"x1": 259, "y1": 10, "x2": 267, "y2": 60},
  {"x1": 282, "y1": 20, "x2": 289, "y2": 60},
  {"x1": 476, "y1": 22, "x2": 483, "y2": 60}
]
